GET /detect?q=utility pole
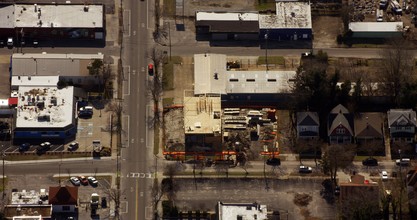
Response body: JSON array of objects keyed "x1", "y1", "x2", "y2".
[
  {"x1": 2, "y1": 149, "x2": 5, "y2": 199},
  {"x1": 264, "y1": 30, "x2": 269, "y2": 71}
]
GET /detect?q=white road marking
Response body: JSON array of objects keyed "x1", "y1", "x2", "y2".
[
  {"x1": 120, "y1": 201, "x2": 128, "y2": 214},
  {"x1": 133, "y1": 30, "x2": 136, "y2": 36},
  {"x1": 145, "y1": 206, "x2": 153, "y2": 219},
  {"x1": 140, "y1": 192, "x2": 144, "y2": 197},
  {"x1": 131, "y1": 139, "x2": 134, "y2": 144},
  {"x1": 132, "y1": 69, "x2": 136, "y2": 75}
]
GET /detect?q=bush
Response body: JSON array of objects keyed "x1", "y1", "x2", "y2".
[
  {"x1": 293, "y1": 193, "x2": 312, "y2": 207},
  {"x1": 316, "y1": 50, "x2": 328, "y2": 63}
]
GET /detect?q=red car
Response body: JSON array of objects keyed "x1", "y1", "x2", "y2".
[
  {"x1": 148, "y1": 64, "x2": 154, "y2": 76},
  {"x1": 78, "y1": 175, "x2": 88, "y2": 185}
]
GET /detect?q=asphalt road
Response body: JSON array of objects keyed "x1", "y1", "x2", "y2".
[{"x1": 120, "y1": 0, "x2": 154, "y2": 219}]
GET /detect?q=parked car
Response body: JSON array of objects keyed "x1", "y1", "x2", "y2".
[
  {"x1": 148, "y1": 63, "x2": 154, "y2": 76},
  {"x1": 396, "y1": 158, "x2": 410, "y2": 166},
  {"x1": 299, "y1": 165, "x2": 313, "y2": 173},
  {"x1": 68, "y1": 142, "x2": 79, "y2": 151},
  {"x1": 88, "y1": 176, "x2": 98, "y2": 187},
  {"x1": 19, "y1": 143, "x2": 31, "y2": 152},
  {"x1": 69, "y1": 177, "x2": 81, "y2": 186},
  {"x1": 37, "y1": 142, "x2": 51, "y2": 153},
  {"x1": 381, "y1": 171, "x2": 389, "y2": 180},
  {"x1": 362, "y1": 158, "x2": 378, "y2": 166},
  {"x1": 266, "y1": 158, "x2": 281, "y2": 166},
  {"x1": 7, "y1": 37, "x2": 13, "y2": 47},
  {"x1": 78, "y1": 175, "x2": 88, "y2": 185},
  {"x1": 334, "y1": 186, "x2": 340, "y2": 196}
]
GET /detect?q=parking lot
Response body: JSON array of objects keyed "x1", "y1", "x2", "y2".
[{"x1": 5, "y1": 173, "x2": 115, "y2": 220}]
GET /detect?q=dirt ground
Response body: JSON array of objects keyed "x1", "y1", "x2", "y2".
[{"x1": 312, "y1": 16, "x2": 343, "y2": 48}]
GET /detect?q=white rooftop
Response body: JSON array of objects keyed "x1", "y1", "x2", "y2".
[
  {"x1": 259, "y1": 2, "x2": 312, "y2": 29},
  {"x1": 0, "y1": 5, "x2": 15, "y2": 28},
  {"x1": 0, "y1": 4, "x2": 103, "y2": 28},
  {"x1": 12, "y1": 76, "x2": 60, "y2": 87},
  {"x1": 12, "y1": 53, "x2": 104, "y2": 77},
  {"x1": 217, "y1": 202, "x2": 268, "y2": 220},
  {"x1": 16, "y1": 86, "x2": 74, "y2": 129},
  {"x1": 349, "y1": 22, "x2": 403, "y2": 32},
  {"x1": 196, "y1": 12, "x2": 259, "y2": 21},
  {"x1": 11, "y1": 189, "x2": 48, "y2": 205},
  {"x1": 194, "y1": 54, "x2": 295, "y2": 95}
]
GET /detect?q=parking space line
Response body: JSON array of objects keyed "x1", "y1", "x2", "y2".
[
  {"x1": 145, "y1": 206, "x2": 153, "y2": 219},
  {"x1": 122, "y1": 115, "x2": 130, "y2": 148},
  {"x1": 120, "y1": 201, "x2": 128, "y2": 214},
  {"x1": 123, "y1": 10, "x2": 131, "y2": 37}
]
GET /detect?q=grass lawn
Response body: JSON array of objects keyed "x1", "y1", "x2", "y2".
[
  {"x1": 163, "y1": 98, "x2": 174, "y2": 107},
  {"x1": 255, "y1": 0, "x2": 276, "y2": 11},
  {"x1": 154, "y1": 127, "x2": 160, "y2": 155},
  {"x1": 257, "y1": 56, "x2": 285, "y2": 65},
  {"x1": 163, "y1": 0, "x2": 176, "y2": 17},
  {"x1": 162, "y1": 56, "x2": 182, "y2": 91}
]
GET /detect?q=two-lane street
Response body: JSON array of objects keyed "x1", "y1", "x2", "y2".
[{"x1": 120, "y1": 0, "x2": 154, "y2": 219}]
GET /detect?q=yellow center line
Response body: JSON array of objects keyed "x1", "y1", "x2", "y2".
[{"x1": 135, "y1": 179, "x2": 139, "y2": 220}]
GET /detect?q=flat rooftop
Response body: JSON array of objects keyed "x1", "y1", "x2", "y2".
[
  {"x1": 11, "y1": 189, "x2": 49, "y2": 205},
  {"x1": 12, "y1": 76, "x2": 60, "y2": 87},
  {"x1": 218, "y1": 202, "x2": 268, "y2": 220},
  {"x1": 16, "y1": 86, "x2": 74, "y2": 129},
  {"x1": 12, "y1": 53, "x2": 104, "y2": 77},
  {"x1": 196, "y1": 12, "x2": 259, "y2": 21},
  {"x1": 259, "y1": 1, "x2": 312, "y2": 29},
  {"x1": 15, "y1": 4, "x2": 103, "y2": 28},
  {"x1": 184, "y1": 96, "x2": 221, "y2": 134},
  {"x1": 349, "y1": 22, "x2": 403, "y2": 32},
  {"x1": 194, "y1": 54, "x2": 295, "y2": 95}
]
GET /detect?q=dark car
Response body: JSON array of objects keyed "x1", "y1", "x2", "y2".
[
  {"x1": 334, "y1": 186, "x2": 340, "y2": 196},
  {"x1": 19, "y1": 143, "x2": 31, "y2": 152},
  {"x1": 299, "y1": 165, "x2": 313, "y2": 173},
  {"x1": 266, "y1": 158, "x2": 281, "y2": 166},
  {"x1": 148, "y1": 64, "x2": 154, "y2": 76},
  {"x1": 36, "y1": 142, "x2": 51, "y2": 153},
  {"x1": 362, "y1": 158, "x2": 378, "y2": 166},
  {"x1": 68, "y1": 142, "x2": 79, "y2": 151}
]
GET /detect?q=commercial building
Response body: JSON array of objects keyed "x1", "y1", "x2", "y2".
[
  {"x1": 195, "y1": 12, "x2": 259, "y2": 41},
  {"x1": 259, "y1": 0, "x2": 312, "y2": 41},
  {"x1": 13, "y1": 85, "x2": 76, "y2": 144},
  {"x1": 216, "y1": 202, "x2": 268, "y2": 220},
  {"x1": 0, "y1": 3, "x2": 104, "y2": 41},
  {"x1": 4, "y1": 189, "x2": 51, "y2": 219},
  {"x1": 193, "y1": 53, "x2": 295, "y2": 104},
  {"x1": 11, "y1": 53, "x2": 104, "y2": 88},
  {"x1": 348, "y1": 22, "x2": 403, "y2": 38}
]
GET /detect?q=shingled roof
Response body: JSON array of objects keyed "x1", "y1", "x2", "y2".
[{"x1": 48, "y1": 186, "x2": 78, "y2": 205}]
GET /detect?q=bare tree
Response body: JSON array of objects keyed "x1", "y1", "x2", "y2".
[
  {"x1": 321, "y1": 144, "x2": 355, "y2": 184},
  {"x1": 151, "y1": 179, "x2": 164, "y2": 220},
  {"x1": 104, "y1": 188, "x2": 124, "y2": 220},
  {"x1": 380, "y1": 38, "x2": 414, "y2": 106},
  {"x1": 148, "y1": 47, "x2": 165, "y2": 128}
]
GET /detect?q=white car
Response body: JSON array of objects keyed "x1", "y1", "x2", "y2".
[
  {"x1": 381, "y1": 171, "x2": 388, "y2": 180},
  {"x1": 88, "y1": 176, "x2": 98, "y2": 186},
  {"x1": 7, "y1": 37, "x2": 13, "y2": 47},
  {"x1": 69, "y1": 177, "x2": 81, "y2": 186}
]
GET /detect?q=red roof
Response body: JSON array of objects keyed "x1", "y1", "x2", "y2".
[
  {"x1": 8, "y1": 97, "x2": 17, "y2": 106},
  {"x1": 49, "y1": 186, "x2": 78, "y2": 205}
]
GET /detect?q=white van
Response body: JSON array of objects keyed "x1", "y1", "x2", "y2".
[{"x1": 376, "y1": 9, "x2": 383, "y2": 22}]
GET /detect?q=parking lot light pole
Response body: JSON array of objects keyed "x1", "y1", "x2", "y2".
[
  {"x1": 2, "y1": 149, "x2": 5, "y2": 199},
  {"x1": 264, "y1": 31, "x2": 269, "y2": 71}
]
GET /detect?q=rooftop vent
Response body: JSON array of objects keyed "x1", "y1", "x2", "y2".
[{"x1": 84, "y1": 6, "x2": 89, "y2": 12}]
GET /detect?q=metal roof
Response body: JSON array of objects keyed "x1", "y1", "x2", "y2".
[{"x1": 349, "y1": 22, "x2": 403, "y2": 32}]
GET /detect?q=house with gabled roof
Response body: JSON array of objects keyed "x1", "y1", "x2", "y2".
[
  {"x1": 387, "y1": 109, "x2": 417, "y2": 143},
  {"x1": 296, "y1": 111, "x2": 319, "y2": 140},
  {"x1": 354, "y1": 112, "x2": 384, "y2": 145},
  {"x1": 328, "y1": 104, "x2": 354, "y2": 144},
  {"x1": 48, "y1": 186, "x2": 78, "y2": 213}
]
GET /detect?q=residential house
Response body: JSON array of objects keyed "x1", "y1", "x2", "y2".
[
  {"x1": 387, "y1": 109, "x2": 417, "y2": 143},
  {"x1": 48, "y1": 186, "x2": 78, "y2": 213},
  {"x1": 296, "y1": 111, "x2": 319, "y2": 139},
  {"x1": 354, "y1": 112, "x2": 384, "y2": 146},
  {"x1": 328, "y1": 104, "x2": 354, "y2": 144}
]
